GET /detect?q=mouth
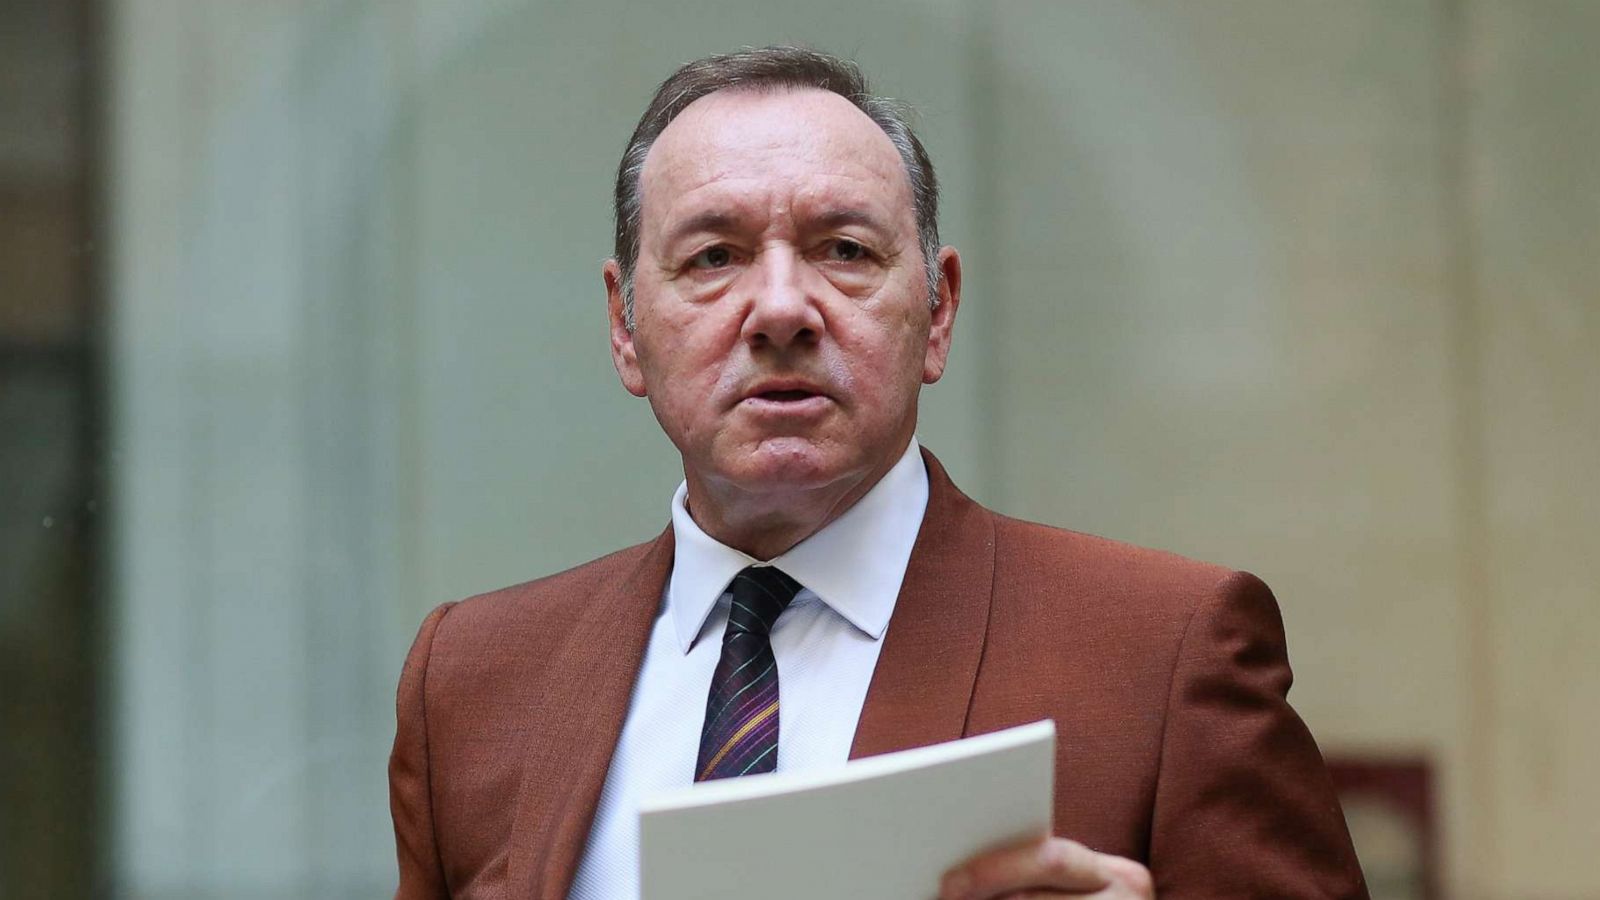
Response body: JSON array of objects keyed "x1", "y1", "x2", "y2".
[{"x1": 738, "y1": 379, "x2": 833, "y2": 414}]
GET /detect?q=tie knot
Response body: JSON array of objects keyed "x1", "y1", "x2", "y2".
[{"x1": 726, "y1": 565, "x2": 802, "y2": 637}]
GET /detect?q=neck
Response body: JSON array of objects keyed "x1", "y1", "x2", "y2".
[{"x1": 684, "y1": 450, "x2": 906, "y2": 560}]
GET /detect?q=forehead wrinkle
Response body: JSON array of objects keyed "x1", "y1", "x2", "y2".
[
  {"x1": 650, "y1": 169, "x2": 908, "y2": 260},
  {"x1": 638, "y1": 88, "x2": 915, "y2": 248},
  {"x1": 789, "y1": 177, "x2": 903, "y2": 231},
  {"x1": 648, "y1": 176, "x2": 772, "y2": 255},
  {"x1": 666, "y1": 162, "x2": 909, "y2": 232}
]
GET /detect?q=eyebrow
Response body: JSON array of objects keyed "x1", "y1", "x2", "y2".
[
  {"x1": 662, "y1": 210, "x2": 747, "y2": 250},
  {"x1": 809, "y1": 207, "x2": 893, "y2": 236}
]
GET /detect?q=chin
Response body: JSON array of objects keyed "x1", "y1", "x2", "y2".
[{"x1": 723, "y1": 439, "x2": 856, "y2": 494}]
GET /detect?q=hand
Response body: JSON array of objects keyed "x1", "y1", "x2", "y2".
[{"x1": 939, "y1": 835, "x2": 1155, "y2": 900}]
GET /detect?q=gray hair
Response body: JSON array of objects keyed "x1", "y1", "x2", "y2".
[{"x1": 612, "y1": 46, "x2": 942, "y2": 329}]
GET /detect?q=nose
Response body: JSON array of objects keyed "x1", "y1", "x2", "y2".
[{"x1": 740, "y1": 247, "x2": 825, "y2": 350}]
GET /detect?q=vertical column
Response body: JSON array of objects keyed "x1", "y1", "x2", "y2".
[
  {"x1": 983, "y1": 0, "x2": 1472, "y2": 891},
  {"x1": 108, "y1": 1, "x2": 419, "y2": 895},
  {"x1": 1464, "y1": 2, "x2": 1600, "y2": 896}
]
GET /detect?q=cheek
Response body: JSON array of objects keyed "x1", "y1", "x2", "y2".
[
  {"x1": 633, "y1": 316, "x2": 736, "y2": 428},
  {"x1": 636, "y1": 305, "x2": 720, "y2": 377},
  {"x1": 874, "y1": 294, "x2": 932, "y2": 365},
  {"x1": 837, "y1": 310, "x2": 929, "y2": 404}
]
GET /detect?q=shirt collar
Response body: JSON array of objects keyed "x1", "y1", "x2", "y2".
[{"x1": 666, "y1": 438, "x2": 930, "y2": 653}]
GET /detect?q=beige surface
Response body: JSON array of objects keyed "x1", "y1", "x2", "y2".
[
  {"x1": 1467, "y1": 2, "x2": 1600, "y2": 893},
  {"x1": 986, "y1": 0, "x2": 1474, "y2": 885}
]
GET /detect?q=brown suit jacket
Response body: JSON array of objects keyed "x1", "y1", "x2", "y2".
[{"x1": 390, "y1": 450, "x2": 1368, "y2": 899}]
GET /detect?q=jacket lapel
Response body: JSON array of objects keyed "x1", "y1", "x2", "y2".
[
  {"x1": 507, "y1": 527, "x2": 675, "y2": 900},
  {"x1": 850, "y1": 449, "x2": 996, "y2": 759}
]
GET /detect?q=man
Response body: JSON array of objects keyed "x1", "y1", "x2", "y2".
[{"x1": 389, "y1": 47, "x2": 1367, "y2": 899}]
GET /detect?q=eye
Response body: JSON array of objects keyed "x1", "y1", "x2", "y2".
[
  {"x1": 827, "y1": 239, "x2": 869, "y2": 262},
  {"x1": 690, "y1": 245, "x2": 734, "y2": 270}
]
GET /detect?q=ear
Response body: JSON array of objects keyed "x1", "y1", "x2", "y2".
[
  {"x1": 605, "y1": 259, "x2": 648, "y2": 397},
  {"x1": 921, "y1": 246, "x2": 962, "y2": 384}
]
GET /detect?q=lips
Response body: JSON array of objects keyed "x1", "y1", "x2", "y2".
[
  {"x1": 741, "y1": 378, "x2": 829, "y2": 404},
  {"x1": 736, "y1": 377, "x2": 834, "y2": 414}
]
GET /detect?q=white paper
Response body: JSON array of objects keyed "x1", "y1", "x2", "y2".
[{"x1": 639, "y1": 719, "x2": 1055, "y2": 900}]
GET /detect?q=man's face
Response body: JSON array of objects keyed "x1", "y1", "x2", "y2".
[{"x1": 607, "y1": 88, "x2": 959, "y2": 504}]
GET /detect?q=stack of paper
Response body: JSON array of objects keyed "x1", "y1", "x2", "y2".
[{"x1": 639, "y1": 719, "x2": 1056, "y2": 900}]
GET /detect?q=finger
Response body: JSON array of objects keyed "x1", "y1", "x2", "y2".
[
  {"x1": 939, "y1": 836, "x2": 1111, "y2": 900},
  {"x1": 1101, "y1": 854, "x2": 1154, "y2": 898}
]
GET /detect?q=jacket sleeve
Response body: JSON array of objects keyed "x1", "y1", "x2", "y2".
[
  {"x1": 390, "y1": 602, "x2": 457, "y2": 900},
  {"x1": 1148, "y1": 571, "x2": 1369, "y2": 898}
]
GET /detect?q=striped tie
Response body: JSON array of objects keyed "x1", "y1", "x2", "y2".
[{"x1": 694, "y1": 566, "x2": 802, "y2": 782}]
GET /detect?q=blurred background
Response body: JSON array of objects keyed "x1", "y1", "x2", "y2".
[{"x1": 2, "y1": 0, "x2": 1595, "y2": 897}]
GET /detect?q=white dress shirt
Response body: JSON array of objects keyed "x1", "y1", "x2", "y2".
[{"x1": 567, "y1": 439, "x2": 930, "y2": 900}]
